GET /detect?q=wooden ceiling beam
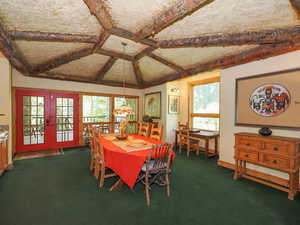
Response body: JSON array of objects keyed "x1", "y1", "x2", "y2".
[
  {"x1": 95, "y1": 48, "x2": 134, "y2": 61},
  {"x1": 0, "y1": 23, "x2": 31, "y2": 74},
  {"x1": 136, "y1": 0, "x2": 214, "y2": 39},
  {"x1": 32, "y1": 72, "x2": 142, "y2": 89},
  {"x1": 146, "y1": 42, "x2": 300, "y2": 87},
  {"x1": 95, "y1": 56, "x2": 117, "y2": 81},
  {"x1": 147, "y1": 52, "x2": 185, "y2": 73},
  {"x1": 8, "y1": 30, "x2": 98, "y2": 43},
  {"x1": 93, "y1": 30, "x2": 110, "y2": 52},
  {"x1": 290, "y1": 0, "x2": 300, "y2": 18},
  {"x1": 134, "y1": 46, "x2": 157, "y2": 60},
  {"x1": 110, "y1": 27, "x2": 158, "y2": 47},
  {"x1": 83, "y1": 0, "x2": 113, "y2": 30},
  {"x1": 32, "y1": 47, "x2": 93, "y2": 74},
  {"x1": 159, "y1": 26, "x2": 300, "y2": 48},
  {"x1": 132, "y1": 61, "x2": 144, "y2": 86}
]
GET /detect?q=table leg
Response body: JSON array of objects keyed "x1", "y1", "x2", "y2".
[
  {"x1": 175, "y1": 130, "x2": 178, "y2": 148},
  {"x1": 214, "y1": 137, "x2": 219, "y2": 156},
  {"x1": 109, "y1": 178, "x2": 124, "y2": 192},
  {"x1": 205, "y1": 138, "x2": 209, "y2": 160},
  {"x1": 233, "y1": 159, "x2": 239, "y2": 180}
]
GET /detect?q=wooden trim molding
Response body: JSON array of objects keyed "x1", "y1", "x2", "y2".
[
  {"x1": 191, "y1": 113, "x2": 219, "y2": 118},
  {"x1": 217, "y1": 160, "x2": 300, "y2": 189}
]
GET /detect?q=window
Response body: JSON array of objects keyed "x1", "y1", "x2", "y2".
[
  {"x1": 82, "y1": 95, "x2": 139, "y2": 135},
  {"x1": 82, "y1": 95, "x2": 111, "y2": 123},
  {"x1": 191, "y1": 78, "x2": 220, "y2": 131}
]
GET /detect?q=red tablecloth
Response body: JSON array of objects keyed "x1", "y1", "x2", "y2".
[{"x1": 100, "y1": 134, "x2": 174, "y2": 189}]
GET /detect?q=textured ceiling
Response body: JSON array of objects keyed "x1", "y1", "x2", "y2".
[{"x1": 0, "y1": 0, "x2": 300, "y2": 88}]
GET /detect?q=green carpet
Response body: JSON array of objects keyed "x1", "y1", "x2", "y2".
[{"x1": 0, "y1": 147, "x2": 299, "y2": 225}]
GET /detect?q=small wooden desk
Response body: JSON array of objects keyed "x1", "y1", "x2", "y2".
[{"x1": 175, "y1": 129, "x2": 219, "y2": 159}]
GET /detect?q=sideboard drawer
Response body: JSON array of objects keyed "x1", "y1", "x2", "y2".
[
  {"x1": 262, "y1": 154, "x2": 290, "y2": 170},
  {"x1": 239, "y1": 150, "x2": 259, "y2": 161},
  {"x1": 264, "y1": 141, "x2": 290, "y2": 155},
  {"x1": 237, "y1": 137, "x2": 262, "y2": 149}
]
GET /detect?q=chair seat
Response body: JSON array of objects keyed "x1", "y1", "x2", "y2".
[{"x1": 142, "y1": 160, "x2": 167, "y2": 172}]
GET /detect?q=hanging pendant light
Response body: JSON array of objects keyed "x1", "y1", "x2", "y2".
[{"x1": 113, "y1": 42, "x2": 134, "y2": 116}]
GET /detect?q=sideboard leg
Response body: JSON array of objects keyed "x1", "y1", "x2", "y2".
[
  {"x1": 288, "y1": 172, "x2": 296, "y2": 200},
  {"x1": 233, "y1": 160, "x2": 239, "y2": 180}
]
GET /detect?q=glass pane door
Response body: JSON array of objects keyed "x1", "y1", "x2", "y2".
[
  {"x1": 16, "y1": 90, "x2": 50, "y2": 152},
  {"x1": 23, "y1": 96, "x2": 45, "y2": 145},
  {"x1": 51, "y1": 93, "x2": 79, "y2": 148}
]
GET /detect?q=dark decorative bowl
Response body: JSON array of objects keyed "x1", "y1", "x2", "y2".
[
  {"x1": 116, "y1": 135, "x2": 128, "y2": 140},
  {"x1": 259, "y1": 127, "x2": 272, "y2": 136}
]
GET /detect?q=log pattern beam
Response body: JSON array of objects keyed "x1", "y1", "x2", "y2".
[
  {"x1": 95, "y1": 56, "x2": 117, "y2": 81},
  {"x1": 33, "y1": 71, "x2": 142, "y2": 89},
  {"x1": 134, "y1": 46, "x2": 157, "y2": 60},
  {"x1": 8, "y1": 30, "x2": 98, "y2": 43},
  {"x1": 147, "y1": 52, "x2": 185, "y2": 73},
  {"x1": 136, "y1": 0, "x2": 214, "y2": 39},
  {"x1": 83, "y1": 0, "x2": 113, "y2": 30},
  {"x1": 159, "y1": 26, "x2": 300, "y2": 48},
  {"x1": 110, "y1": 27, "x2": 157, "y2": 47},
  {"x1": 32, "y1": 47, "x2": 93, "y2": 74},
  {"x1": 96, "y1": 48, "x2": 134, "y2": 61},
  {"x1": 290, "y1": 0, "x2": 300, "y2": 18},
  {"x1": 93, "y1": 30, "x2": 110, "y2": 52},
  {"x1": 132, "y1": 61, "x2": 144, "y2": 86},
  {"x1": 146, "y1": 42, "x2": 300, "y2": 87},
  {"x1": 0, "y1": 23, "x2": 31, "y2": 74}
]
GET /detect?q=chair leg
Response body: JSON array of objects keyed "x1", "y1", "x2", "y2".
[
  {"x1": 145, "y1": 172, "x2": 151, "y2": 206},
  {"x1": 99, "y1": 164, "x2": 105, "y2": 188},
  {"x1": 94, "y1": 162, "x2": 100, "y2": 180},
  {"x1": 179, "y1": 144, "x2": 182, "y2": 154},
  {"x1": 89, "y1": 157, "x2": 94, "y2": 171},
  {"x1": 166, "y1": 173, "x2": 170, "y2": 197}
]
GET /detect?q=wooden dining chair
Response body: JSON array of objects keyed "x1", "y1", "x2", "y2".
[
  {"x1": 149, "y1": 124, "x2": 163, "y2": 141},
  {"x1": 178, "y1": 127, "x2": 199, "y2": 157},
  {"x1": 137, "y1": 143, "x2": 173, "y2": 206},
  {"x1": 93, "y1": 136, "x2": 117, "y2": 188},
  {"x1": 138, "y1": 122, "x2": 151, "y2": 137},
  {"x1": 88, "y1": 126, "x2": 96, "y2": 171}
]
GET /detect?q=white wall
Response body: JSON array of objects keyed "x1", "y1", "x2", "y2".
[
  {"x1": 0, "y1": 54, "x2": 12, "y2": 164},
  {"x1": 220, "y1": 50, "x2": 300, "y2": 179}
]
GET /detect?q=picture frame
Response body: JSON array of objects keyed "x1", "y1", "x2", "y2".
[
  {"x1": 235, "y1": 67, "x2": 300, "y2": 130},
  {"x1": 168, "y1": 95, "x2": 180, "y2": 114},
  {"x1": 144, "y1": 92, "x2": 161, "y2": 119}
]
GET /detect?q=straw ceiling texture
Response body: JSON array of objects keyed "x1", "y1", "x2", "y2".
[{"x1": 1, "y1": 0, "x2": 300, "y2": 89}]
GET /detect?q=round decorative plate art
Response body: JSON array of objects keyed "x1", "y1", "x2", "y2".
[{"x1": 249, "y1": 84, "x2": 290, "y2": 117}]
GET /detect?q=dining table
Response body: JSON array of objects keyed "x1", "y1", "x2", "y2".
[{"x1": 99, "y1": 134, "x2": 175, "y2": 191}]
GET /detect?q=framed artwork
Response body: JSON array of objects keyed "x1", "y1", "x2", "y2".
[
  {"x1": 168, "y1": 95, "x2": 180, "y2": 114},
  {"x1": 235, "y1": 68, "x2": 300, "y2": 130},
  {"x1": 144, "y1": 92, "x2": 161, "y2": 119}
]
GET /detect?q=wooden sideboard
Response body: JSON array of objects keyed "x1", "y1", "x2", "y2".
[
  {"x1": 234, "y1": 132, "x2": 300, "y2": 200},
  {"x1": 0, "y1": 137, "x2": 8, "y2": 175}
]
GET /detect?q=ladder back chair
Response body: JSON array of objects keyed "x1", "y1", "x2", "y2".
[
  {"x1": 149, "y1": 124, "x2": 163, "y2": 141},
  {"x1": 137, "y1": 143, "x2": 173, "y2": 206},
  {"x1": 178, "y1": 125, "x2": 199, "y2": 157},
  {"x1": 138, "y1": 122, "x2": 151, "y2": 137},
  {"x1": 93, "y1": 136, "x2": 117, "y2": 188}
]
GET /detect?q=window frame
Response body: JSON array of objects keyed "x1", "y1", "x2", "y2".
[{"x1": 189, "y1": 77, "x2": 220, "y2": 131}]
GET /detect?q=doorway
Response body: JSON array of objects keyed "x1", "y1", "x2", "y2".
[{"x1": 16, "y1": 89, "x2": 79, "y2": 152}]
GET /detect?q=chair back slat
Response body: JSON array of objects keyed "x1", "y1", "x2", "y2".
[
  {"x1": 138, "y1": 122, "x2": 151, "y2": 137},
  {"x1": 149, "y1": 124, "x2": 163, "y2": 141},
  {"x1": 146, "y1": 143, "x2": 172, "y2": 171}
]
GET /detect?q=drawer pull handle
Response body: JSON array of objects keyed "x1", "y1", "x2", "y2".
[
  {"x1": 246, "y1": 143, "x2": 250, "y2": 146},
  {"x1": 245, "y1": 154, "x2": 249, "y2": 158},
  {"x1": 272, "y1": 160, "x2": 278, "y2": 164},
  {"x1": 273, "y1": 147, "x2": 279, "y2": 151}
]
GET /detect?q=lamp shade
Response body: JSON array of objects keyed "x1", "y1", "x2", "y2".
[{"x1": 113, "y1": 104, "x2": 134, "y2": 116}]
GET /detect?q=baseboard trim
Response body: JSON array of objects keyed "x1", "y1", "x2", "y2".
[{"x1": 217, "y1": 160, "x2": 299, "y2": 188}]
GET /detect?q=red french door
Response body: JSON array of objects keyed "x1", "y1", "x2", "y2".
[{"x1": 16, "y1": 90, "x2": 79, "y2": 152}]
